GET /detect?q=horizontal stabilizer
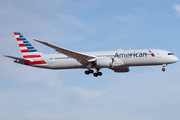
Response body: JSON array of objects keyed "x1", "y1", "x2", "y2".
[{"x1": 3, "y1": 55, "x2": 30, "y2": 62}]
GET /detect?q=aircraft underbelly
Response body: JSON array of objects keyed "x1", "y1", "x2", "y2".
[
  {"x1": 48, "y1": 59, "x2": 83, "y2": 69},
  {"x1": 122, "y1": 57, "x2": 165, "y2": 66},
  {"x1": 122, "y1": 57, "x2": 151, "y2": 66}
]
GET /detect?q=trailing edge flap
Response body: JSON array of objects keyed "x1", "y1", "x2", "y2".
[
  {"x1": 33, "y1": 39, "x2": 96, "y2": 66},
  {"x1": 4, "y1": 55, "x2": 30, "y2": 62}
]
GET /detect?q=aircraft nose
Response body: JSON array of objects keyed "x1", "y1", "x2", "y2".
[{"x1": 171, "y1": 56, "x2": 178, "y2": 63}]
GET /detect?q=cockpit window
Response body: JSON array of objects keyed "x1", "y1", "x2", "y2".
[{"x1": 168, "y1": 53, "x2": 174, "y2": 55}]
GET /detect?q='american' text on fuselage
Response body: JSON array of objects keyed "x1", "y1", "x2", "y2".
[{"x1": 114, "y1": 52, "x2": 148, "y2": 58}]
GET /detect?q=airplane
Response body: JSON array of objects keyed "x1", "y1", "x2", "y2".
[{"x1": 4, "y1": 32, "x2": 178, "y2": 77}]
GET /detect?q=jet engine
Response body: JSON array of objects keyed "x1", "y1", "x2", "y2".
[
  {"x1": 96, "y1": 57, "x2": 114, "y2": 68},
  {"x1": 111, "y1": 67, "x2": 130, "y2": 73},
  {"x1": 96, "y1": 57, "x2": 124, "y2": 68}
]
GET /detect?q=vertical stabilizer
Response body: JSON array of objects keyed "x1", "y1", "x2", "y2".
[{"x1": 14, "y1": 32, "x2": 42, "y2": 59}]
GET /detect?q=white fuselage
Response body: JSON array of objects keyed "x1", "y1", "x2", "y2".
[{"x1": 28, "y1": 49, "x2": 178, "y2": 70}]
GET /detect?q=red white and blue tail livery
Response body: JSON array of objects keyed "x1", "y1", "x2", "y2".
[
  {"x1": 12, "y1": 32, "x2": 46, "y2": 65},
  {"x1": 4, "y1": 32, "x2": 178, "y2": 77},
  {"x1": 14, "y1": 32, "x2": 40, "y2": 58}
]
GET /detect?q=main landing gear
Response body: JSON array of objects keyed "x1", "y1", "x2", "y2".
[
  {"x1": 162, "y1": 64, "x2": 167, "y2": 72},
  {"x1": 85, "y1": 69, "x2": 94, "y2": 75},
  {"x1": 85, "y1": 68, "x2": 102, "y2": 77},
  {"x1": 93, "y1": 68, "x2": 102, "y2": 77}
]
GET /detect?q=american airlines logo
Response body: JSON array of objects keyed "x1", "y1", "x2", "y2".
[
  {"x1": 148, "y1": 50, "x2": 155, "y2": 57},
  {"x1": 114, "y1": 50, "x2": 155, "y2": 58}
]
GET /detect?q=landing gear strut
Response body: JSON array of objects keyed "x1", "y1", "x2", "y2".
[
  {"x1": 162, "y1": 68, "x2": 165, "y2": 72},
  {"x1": 162, "y1": 64, "x2": 167, "y2": 72}
]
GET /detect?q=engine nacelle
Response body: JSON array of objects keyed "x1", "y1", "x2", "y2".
[
  {"x1": 96, "y1": 58, "x2": 124, "y2": 68},
  {"x1": 112, "y1": 67, "x2": 130, "y2": 73},
  {"x1": 96, "y1": 57, "x2": 113, "y2": 68}
]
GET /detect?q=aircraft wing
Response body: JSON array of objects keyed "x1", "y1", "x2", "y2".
[
  {"x1": 34, "y1": 39, "x2": 96, "y2": 67},
  {"x1": 4, "y1": 55, "x2": 30, "y2": 62}
]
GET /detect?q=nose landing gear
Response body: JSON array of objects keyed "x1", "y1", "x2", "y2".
[
  {"x1": 162, "y1": 68, "x2": 165, "y2": 72},
  {"x1": 162, "y1": 64, "x2": 167, "y2": 72}
]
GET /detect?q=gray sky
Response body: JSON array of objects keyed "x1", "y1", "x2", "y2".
[{"x1": 0, "y1": 0, "x2": 180, "y2": 120}]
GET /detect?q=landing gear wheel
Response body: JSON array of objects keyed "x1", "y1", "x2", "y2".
[
  {"x1": 85, "y1": 68, "x2": 102, "y2": 77},
  {"x1": 89, "y1": 70, "x2": 94, "y2": 74},
  {"x1": 162, "y1": 68, "x2": 165, "y2": 72},
  {"x1": 85, "y1": 69, "x2": 94, "y2": 75},
  {"x1": 162, "y1": 64, "x2": 167, "y2": 72},
  {"x1": 85, "y1": 70, "x2": 90, "y2": 75},
  {"x1": 98, "y1": 72, "x2": 102, "y2": 76},
  {"x1": 93, "y1": 73, "x2": 98, "y2": 77}
]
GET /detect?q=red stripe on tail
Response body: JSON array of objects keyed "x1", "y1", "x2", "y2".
[
  {"x1": 21, "y1": 49, "x2": 29, "y2": 53},
  {"x1": 14, "y1": 32, "x2": 18, "y2": 35},
  {"x1": 16, "y1": 38, "x2": 21, "y2": 41},
  {"x1": 19, "y1": 44, "x2": 26, "y2": 47}
]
